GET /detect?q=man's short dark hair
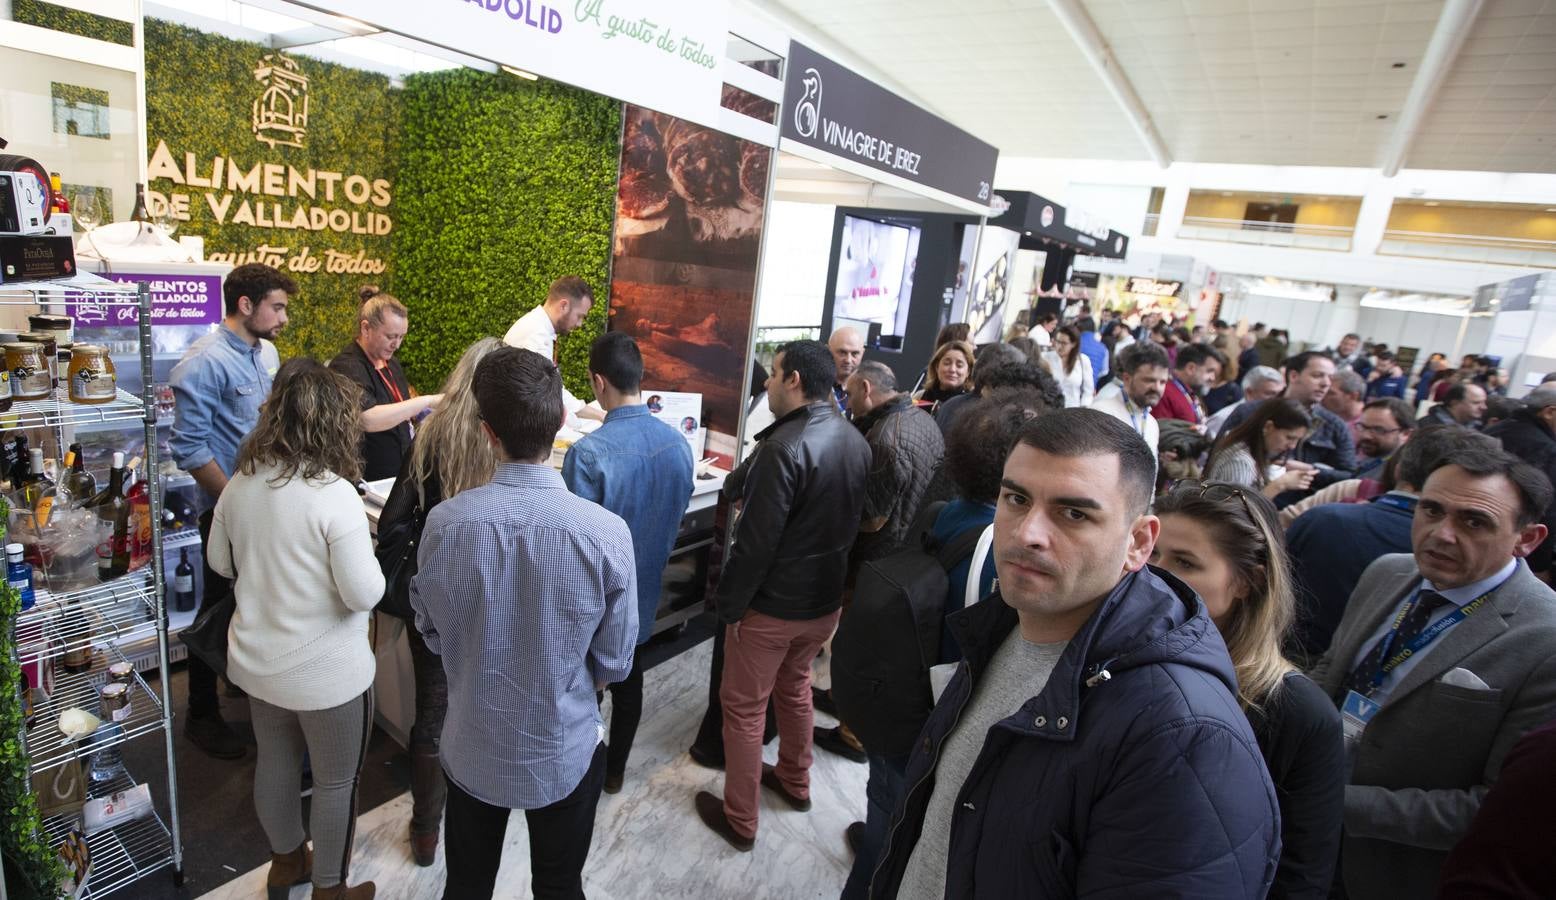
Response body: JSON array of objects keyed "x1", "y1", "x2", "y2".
[
  {"x1": 1077, "y1": 317, "x2": 1098, "y2": 333},
  {"x1": 1364, "y1": 397, "x2": 1416, "y2": 431},
  {"x1": 473, "y1": 347, "x2": 563, "y2": 462},
  {"x1": 1014, "y1": 409, "x2": 1156, "y2": 515},
  {"x1": 1283, "y1": 351, "x2": 1332, "y2": 379},
  {"x1": 1486, "y1": 396, "x2": 1524, "y2": 423},
  {"x1": 548, "y1": 275, "x2": 594, "y2": 307},
  {"x1": 588, "y1": 331, "x2": 643, "y2": 394},
  {"x1": 1394, "y1": 425, "x2": 1496, "y2": 492},
  {"x1": 977, "y1": 362, "x2": 1064, "y2": 411},
  {"x1": 1174, "y1": 343, "x2": 1222, "y2": 372},
  {"x1": 1375, "y1": 350, "x2": 1395, "y2": 362},
  {"x1": 1343, "y1": 332, "x2": 1361, "y2": 342},
  {"x1": 1443, "y1": 383, "x2": 1478, "y2": 406},
  {"x1": 1433, "y1": 441, "x2": 1555, "y2": 528},
  {"x1": 946, "y1": 399, "x2": 1036, "y2": 504},
  {"x1": 972, "y1": 342, "x2": 1025, "y2": 380},
  {"x1": 1037, "y1": 312, "x2": 1058, "y2": 326},
  {"x1": 1540, "y1": 371, "x2": 1556, "y2": 384},
  {"x1": 853, "y1": 360, "x2": 897, "y2": 393},
  {"x1": 1213, "y1": 319, "x2": 1229, "y2": 330},
  {"x1": 224, "y1": 263, "x2": 297, "y2": 316},
  {"x1": 1116, "y1": 341, "x2": 1170, "y2": 375},
  {"x1": 776, "y1": 340, "x2": 835, "y2": 401}
]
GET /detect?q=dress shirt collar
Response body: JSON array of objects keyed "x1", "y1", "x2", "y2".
[
  {"x1": 523, "y1": 304, "x2": 557, "y2": 341},
  {"x1": 603, "y1": 404, "x2": 651, "y2": 424},
  {"x1": 491, "y1": 460, "x2": 566, "y2": 490},
  {"x1": 1423, "y1": 557, "x2": 1518, "y2": 607}
]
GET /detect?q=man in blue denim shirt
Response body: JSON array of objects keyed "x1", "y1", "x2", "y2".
[
  {"x1": 413, "y1": 347, "x2": 637, "y2": 900},
  {"x1": 169, "y1": 263, "x2": 292, "y2": 760},
  {"x1": 563, "y1": 333, "x2": 694, "y2": 795}
]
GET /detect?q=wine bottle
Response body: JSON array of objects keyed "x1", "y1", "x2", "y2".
[
  {"x1": 129, "y1": 183, "x2": 151, "y2": 223},
  {"x1": 173, "y1": 547, "x2": 195, "y2": 612},
  {"x1": 49, "y1": 174, "x2": 71, "y2": 213},
  {"x1": 125, "y1": 458, "x2": 152, "y2": 572},
  {"x1": 65, "y1": 443, "x2": 96, "y2": 505},
  {"x1": 95, "y1": 452, "x2": 130, "y2": 582},
  {"x1": 20, "y1": 448, "x2": 55, "y2": 528}
]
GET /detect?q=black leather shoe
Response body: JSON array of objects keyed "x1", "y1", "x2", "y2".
[
  {"x1": 760, "y1": 764, "x2": 811, "y2": 811},
  {"x1": 185, "y1": 713, "x2": 246, "y2": 760},
  {"x1": 688, "y1": 744, "x2": 725, "y2": 770},
  {"x1": 845, "y1": 821, "x2": 865, "y2": 857},
  {"x1": 695, "y1": 791, "x2": 753, "y2": 851},
  {"x1": 603, "y1": 771, "x2": 624, "y2": 794},
  {"x1": 813, "y1": 726, "x2": 867, "y2": 763}
]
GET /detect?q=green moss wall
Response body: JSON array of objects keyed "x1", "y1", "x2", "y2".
[
  {"x1": 145, "y1": 18, "x2": 401, "y2": 368},
  {"x1": 14, "y1": 0, "x2": 134, "y2": 45},
  {"x1": 394, "y1": 69, "x2": 620, "y2": 397}
]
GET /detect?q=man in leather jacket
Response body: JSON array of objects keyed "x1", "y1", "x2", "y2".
[{"x1": 694, "y1": 340, "x2": 872, "y2": 851}]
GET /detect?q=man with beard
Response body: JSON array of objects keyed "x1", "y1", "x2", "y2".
[
  {"x1": 1310, "y1": 443, "x2": 1556, "y2": 899},
  {"x1": 1331, "y1": 333, "x2": 1372, "y2": 379},
  {"x1": 170, "y1": 263, "x2": 294, "y2": 760},
  {"x1": 829, "y1": 326, "x2": 865, "y2": 415},
  {"x1": 871, "y1": 409, "x2": 1279, "y2": 898},
  {"x1": 1152, "y1": 343, "x2": 1224, "y2": 425},
  {"x1": 1091, "y1": 341, "x2": 1170, "y2": 456},
  {"x1": 1354, "y1": 398, "x2": 1416, "y2": 481}
]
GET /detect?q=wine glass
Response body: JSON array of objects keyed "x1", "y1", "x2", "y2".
[{"x1": 71, "y1": 186, "x2": 100, "y2": 233}]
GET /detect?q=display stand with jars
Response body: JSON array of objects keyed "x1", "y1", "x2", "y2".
[{"x1": 3, "y1": 274, "x2": 182, "y2": 897}]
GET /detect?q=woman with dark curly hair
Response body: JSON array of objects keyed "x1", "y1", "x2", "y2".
[{"x1": 209, "y1": 358, "x2": 384, "y2": 900}]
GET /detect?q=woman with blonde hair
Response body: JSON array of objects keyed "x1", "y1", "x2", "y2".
[
  {"x1": 328, "y1": 285, "x2": 442, "y2": 481},
  {"x1": 915, "y1": 339, "x2": 975, "y2": 410},
  {"x1": 1151, "y1": 481, "x2": 1343, "y2": 899},
  {"x1": 375, "y1": 337, "x2": 502, "y2": 867},
  {"x1": 210, "y1": 358, "x2": 384, "y2": 900}
]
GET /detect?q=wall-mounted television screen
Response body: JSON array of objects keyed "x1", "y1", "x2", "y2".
[{"x1": 832, "y1": 214, "x2": 919, "y2": 342}]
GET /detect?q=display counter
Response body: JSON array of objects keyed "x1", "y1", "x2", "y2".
[{"x1": 364, "y1": 465, "x2": 729, "y2": 748}]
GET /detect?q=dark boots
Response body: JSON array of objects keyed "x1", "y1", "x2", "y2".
[
  {"x1": 311, "y1": 882, "x2": 375, "y2": 899},
  {"x1": 409, "y1": 747, "x2": 446, "y2": 867},
  {"x1": 267, "y1": 842, "x2": 311, "y2": 900}
]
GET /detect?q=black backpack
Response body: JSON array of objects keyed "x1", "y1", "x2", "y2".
[{"x1": 831, "y1": 507, "x2": 986, "y2": 757}]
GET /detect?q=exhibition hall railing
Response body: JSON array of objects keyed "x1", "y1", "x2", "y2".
[
  {"x1": 1177, "y1": 215, "x2": 1356, "y2": 252},
  {"x1": 1378, "y1": 229, "x2": 1556, "y2": 270}
]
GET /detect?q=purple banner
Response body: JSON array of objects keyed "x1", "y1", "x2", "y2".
[{"x1": 65, "y1": 273, "x2": 223, "y2": 327}]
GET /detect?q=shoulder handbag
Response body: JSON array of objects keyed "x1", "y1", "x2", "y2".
[
  {"x1": 178, "y1": 540, "x2": 236, "y2": 677},
  {"x1": 374, "y1": 481, "x2": 422, "y2": 621}
]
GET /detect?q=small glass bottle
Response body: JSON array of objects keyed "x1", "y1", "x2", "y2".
[
  {"x1": 65, "y1": 443, "x2": 96, "y2": 505},
  {"x1": 7, "y1": 542, "x2": 36, "y2": 611}
]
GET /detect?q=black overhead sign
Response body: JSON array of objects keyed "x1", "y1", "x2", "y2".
[
  {"x1": 780, "y1": 41, "x2": 999, "y2": 207},
  {"x1": 992, "y1": 190, "x2": 1131, "y2": 260}
]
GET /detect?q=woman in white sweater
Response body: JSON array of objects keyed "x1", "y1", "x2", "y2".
[
  {"x1": 209, "y1": 358, "x2": 384, "y2": 900},
  {"x1": 1044, "y1": 324, "x2": 1095, "y2": 408}
]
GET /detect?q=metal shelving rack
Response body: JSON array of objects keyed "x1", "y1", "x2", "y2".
[{"x1": 3, "y1": 273, "x2": 183, "y2": 896}]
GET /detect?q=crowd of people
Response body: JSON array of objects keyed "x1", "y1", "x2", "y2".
[{"x1": 168, "y1": 263, "x2": 1556, "y2": 899}]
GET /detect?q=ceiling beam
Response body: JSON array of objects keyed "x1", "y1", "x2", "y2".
[
  {"x1": 1379, "y1": 0, "x2": 1486, "y2": 178},
  {"x1": 1044, "y1": 0, "x2": 1171, "y2": 168}
]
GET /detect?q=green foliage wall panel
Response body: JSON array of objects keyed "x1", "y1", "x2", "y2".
[
  {"x1": 14, "y1": 0, "x2": 134, "y2": 46},
  {"x1": 394, "y1": 68, "x2": 620, "y2": 397},
  {"x1": 144, "y1": 18, "x2": 401, "y2": 367}
]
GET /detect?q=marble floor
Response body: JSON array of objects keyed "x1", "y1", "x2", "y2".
[{"x1": 197, "y1": 639, "x2": 869, "y2": 900}]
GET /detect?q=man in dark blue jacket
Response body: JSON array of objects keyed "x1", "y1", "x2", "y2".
[{"x1": 871, "y1": 409, "x2": 1280, "y2": 899}]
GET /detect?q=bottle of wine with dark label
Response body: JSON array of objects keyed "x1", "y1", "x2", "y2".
[{"x1": 173, "y1": 547, "x2": 195, "y2": 612}]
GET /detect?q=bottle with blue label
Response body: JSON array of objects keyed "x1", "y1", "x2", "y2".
[{"x1": 7, "y1": 541, "x2": 35, "y2": 610}]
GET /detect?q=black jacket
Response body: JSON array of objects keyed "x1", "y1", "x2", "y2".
[
  {"x1": 851, "y1": 395, "x2": 947, "y2": 564},
  {"x1": 713, "y1": 400, "x2": 871, "y2": 623},
  {"x1": 1486, "y1": 409, "x2": 1556, "y2": 572},
  {"x1": 871, "y1": 567, "x2": 1281, "y2": 899},
  {"x1": 1247, "y1": 672, "x2": 1345, "y2": 900},
  {"x1": 328, "y1": 341, "x2": 414, "y2": 482}
]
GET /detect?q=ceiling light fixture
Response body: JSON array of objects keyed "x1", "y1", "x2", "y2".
[{"x1": 501, "y1": 65, "x2": 539, "y2": 80}]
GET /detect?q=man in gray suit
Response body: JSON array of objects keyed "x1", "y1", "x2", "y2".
[{"x1": 1311, "y1": 442, "x2": 1556, "y2": 898}]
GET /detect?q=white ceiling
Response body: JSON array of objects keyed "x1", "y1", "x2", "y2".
[{"x1": 766, "y1": 0, "x2": 1556, "y2": 173}]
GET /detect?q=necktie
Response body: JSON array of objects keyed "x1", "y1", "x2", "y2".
[{"x1": 1345, "y1": 590, "x2": 1452, "y2": 697}]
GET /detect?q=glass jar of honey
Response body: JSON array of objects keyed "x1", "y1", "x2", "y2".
[
  {"x1": 4, "y1": 343, "x2": 51, "y2": 400},
  {"x1": 17, "y1": 332, "x2": 58, "y2": 389},
  {"x1": 67, "y1": 345, "x2": 117, "y2": 404}
]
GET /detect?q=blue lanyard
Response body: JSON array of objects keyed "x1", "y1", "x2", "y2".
[
  {"x1": 1123, "y1": 397, "x2": 1149, "y2": 435},
  {"x1": 1366, "y1": 588, "x2": 1491, "y2": 693},
  {"x1": 1172, "y1": 377, "x2": 1203, "y2": 423}
]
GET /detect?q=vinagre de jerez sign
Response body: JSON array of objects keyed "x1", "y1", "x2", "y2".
[{"x1": 779, "y1": 41, "x2": 999, "y2": 207}]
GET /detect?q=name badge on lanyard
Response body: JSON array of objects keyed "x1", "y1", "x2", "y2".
[{"x1": 1341, "y1": 690, "x2": 1381, "y2": 751}]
